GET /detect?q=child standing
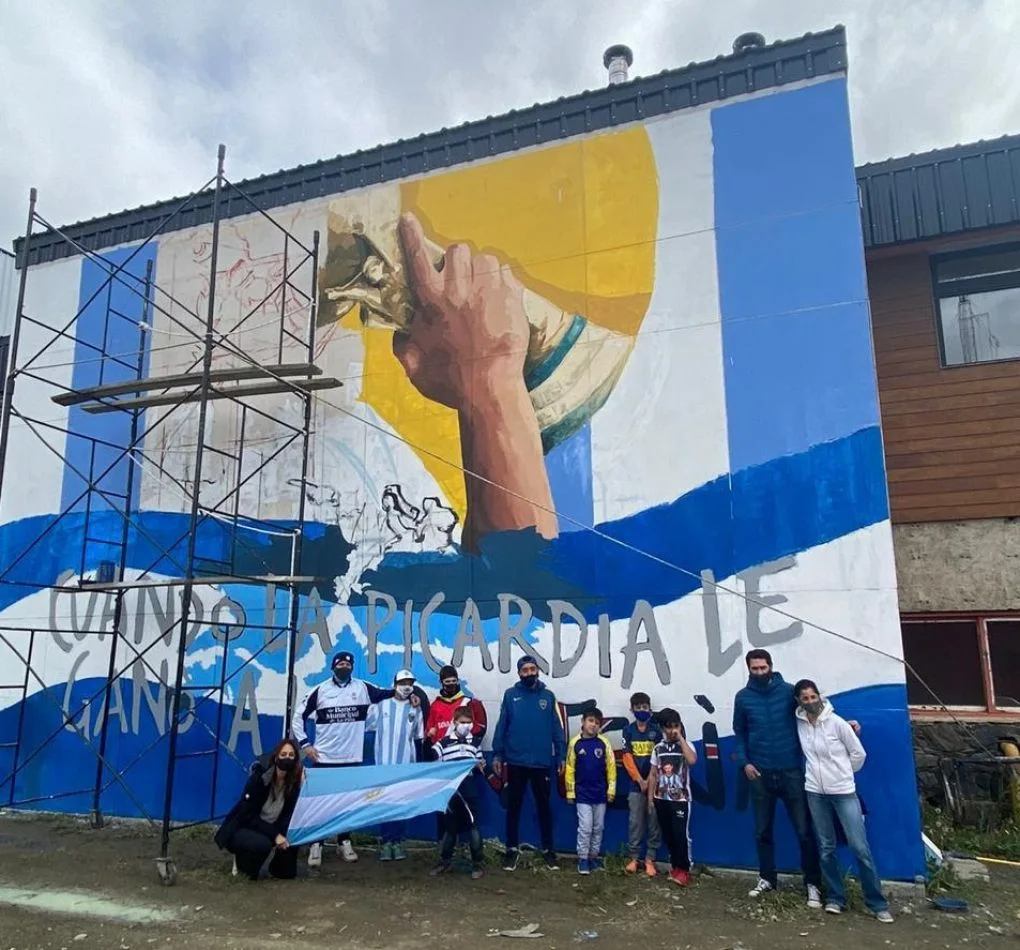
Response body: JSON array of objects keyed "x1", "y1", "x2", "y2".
[
  {"x1": 431, "y1": 707, "x2": 486, "y2": 879},
  {"x1": 565, "y1": 708, "x2": 617, "y2": 875},
  {"x1": 647, "y1": 707, "x2": 698, "y2": 886},
  {"x1": 620, "y1": 691, "x2": 663, "y2": 876},
  {"x1": 367, "y1": 669, "x2": 424, "y2": 861}
]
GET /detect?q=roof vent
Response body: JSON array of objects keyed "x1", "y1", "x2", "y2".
[
  {"x1": 603, "y1": 45, "x2": 634, "y2": 85},
  {"x1": 733, "y1": 32, "x2": 766, "y2": 55}
]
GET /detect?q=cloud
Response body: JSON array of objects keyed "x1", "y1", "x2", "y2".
[{"x1": 1, "y1": 0, "x2": 1018, "y2": 248}]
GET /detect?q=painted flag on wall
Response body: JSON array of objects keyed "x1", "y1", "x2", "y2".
[{"x1": 287, "y1": 761, "x2": 476, "y2": 846}]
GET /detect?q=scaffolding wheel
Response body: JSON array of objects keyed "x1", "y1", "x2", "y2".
[{"x1": 156, "y1": 857, "x2": 177, "y2": 886}]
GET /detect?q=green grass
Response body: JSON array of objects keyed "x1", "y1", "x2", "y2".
[{"x1": 924, "y1": 804, "x2": 1020, "y2": 862}]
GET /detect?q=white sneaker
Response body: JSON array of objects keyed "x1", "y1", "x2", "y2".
[
  {"x1": 874, "y1": 910, "x2": 894, "y2": 924},
  {"x1": 340, "y1": 839, "x2": 359, "y2": 863},
  {"x1": 806, "y1": 884, "x2": 823, "y2": 909},
  {"x1": 825, "y1": 903, "x2": 842, "y2": 915},
  {"x1": 308, "y1": 842, "x2": 323, "y2": 867},
  {"x1": 748, "y1": 877, "x2": 773, "y2": 898}
]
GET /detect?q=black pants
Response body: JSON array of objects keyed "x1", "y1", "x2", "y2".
[
  {"x1": 440, "y1": 791, "x2": 484, "y2": 865},
  {"x1": 749, "y1": 767, "x2": 821, "y2": 888},
  {"x1": 231, "y1": 827, "x2": 299, "y2": 880},
  {"x1": 505, "y1": 764, "x2": 553, "y2": 852},
  {"x1": 654, "y1": 798, "x2": 691, "y2": 872}
]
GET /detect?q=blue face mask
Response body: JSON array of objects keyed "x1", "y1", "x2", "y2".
[{"x1": 634, "y1": 710, "x2": 652, "y2": 723}]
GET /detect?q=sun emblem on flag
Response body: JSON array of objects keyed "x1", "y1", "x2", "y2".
[{"x1": 361, "y1": 787, "x2": 385, "y2": 803}]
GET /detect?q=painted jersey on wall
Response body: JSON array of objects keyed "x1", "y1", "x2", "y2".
[{"x1": 0, "y1": 75, "x2": 925, "y2": 879}]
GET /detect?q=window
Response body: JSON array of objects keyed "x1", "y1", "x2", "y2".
[
  {"x1": 902, "y1": 613, "x2": 1020, "y2": 715},
  {"x1": 932, "y1": 243, "x2": 1020, "y2": 366}
]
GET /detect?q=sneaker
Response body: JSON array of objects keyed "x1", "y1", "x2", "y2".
[
  {"x1": 874, "y1": 910, "x2": 894, "y2": 924},
  {"x1": 429, "y1": 861, "x2": 452, "y2": 876},
  {"x1": 577, "y1": 858, "x2": 591, "y2": 875},
  {"x1": 670, "y1": 869, "x2": 690, "y2": 887},
  {"x1": 544, "y1": 851, "x2": 560, "y2": 870},
  {"x1": 748, "y1": 877, "x2": 773, "y2": 898},
  {"x1": 625, "y1": 859, "x2": 639, "y2": 874},
  {"x1": 806, "y1": 884, "x2": 823, "y2": 910},
  {"x1": 502, "y1": 849, "x2": 520, "y2": 872},
  {"x1": 340, "y1": 839, "x2": 359, "y2": 863},
  {"x1": 644, "y1": 858, "x2": 658, "y2": 878},
  {"x1": 378, "y1": 843, "x2": 393, "y2": 862},
  {"x1": 590, "y1": 857, "x2": 604, "y2": 872},
  {"x1": 824, "y1": 903, "x2": 843, "y2": 915},
  {"x1": 471, "y1": 866, "x2": 485, "y2": 880},
  {"x1": 308, "y1": 842, "x2": 323, "y2": 868},
  {"x1": 392, "y1": 844, "x2": 407, "y2": 861}
]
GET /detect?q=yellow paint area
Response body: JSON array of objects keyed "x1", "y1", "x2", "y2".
[{"x1": 354, "y1": 127, "x2": 659, "y2": 516}]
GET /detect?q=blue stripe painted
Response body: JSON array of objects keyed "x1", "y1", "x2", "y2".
[
  {"x1": 711, "y1": 79, "x2": 880, "y2": 472},
  {"x1": 60, "y1": 245, "x2": 157, "y2": 531},
  {"x1": 545, "y1": 422, "x2": 594, "y2": 532}
]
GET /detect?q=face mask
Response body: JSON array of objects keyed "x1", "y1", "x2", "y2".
[
  {"x1": 750, "y1": 671, "x2": 771, "y2": 684},
  {"x1": 395, "y1": 684, "x2": 413, "y2": 699},
  {"x1": 276, "y1": 757, "x2": 297, "y2": 772},
  {"x1": 634, "y1": 710, "x2": 652, "y2": 723},
  {"x1": 455, "y1": 722, "x2": 472, "y2": 738},
  {"x1": 441, "y1": 682, "x2": 460, "y2": 697},
  {"x1": 520, "y1": 673, "x2": 539, "y2": 688},
  {"x1": 802, "y1": 700, "x2": 823, "y2": 715},
  {"x1": 333, "y1": 669, "x2": 352, "y2": 685}
]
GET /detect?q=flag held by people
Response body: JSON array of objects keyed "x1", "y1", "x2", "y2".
[{"x1": 287, "y1": 761, "x2": 476, "y2": 846}]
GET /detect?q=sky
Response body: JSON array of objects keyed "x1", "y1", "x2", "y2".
[{"x1": 0, "y1": 0, "x2": 1018, "y2": 248}]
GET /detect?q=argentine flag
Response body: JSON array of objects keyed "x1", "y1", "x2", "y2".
[{"x1": 287, "y1": 761, "x2": 477, "y2": 846}]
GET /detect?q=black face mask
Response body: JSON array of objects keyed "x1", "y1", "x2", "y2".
[
  {"x1": 750, "y1": 671, "x2": 771, "y2": 685},
  {"x1": 520, "y1": 673, "x2": 539, "y2": 688},
  {"x1": 276, "y1": 757, "x2": 297, "y2": 773},
  {"x1": 441, "y1": 682, "x2": 460, "y2": 697}
]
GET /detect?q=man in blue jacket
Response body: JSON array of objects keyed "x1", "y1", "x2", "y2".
[
  {"x1": 733, "y1": 648, "x2": 823, "y2": 907},
  {"x1": 492, "y1": 655, "x2": 567, "y2": 871}
]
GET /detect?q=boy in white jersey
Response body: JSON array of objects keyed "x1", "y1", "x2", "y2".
[
  {"x1": 430, "y1": 706, "x2": 485, "y2": 878},
  {"x1": 368, "y1": 669, "x2": 424, "y2": 861}
]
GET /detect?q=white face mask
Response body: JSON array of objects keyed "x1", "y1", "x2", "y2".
[
  {"x1": 455, "y1": 722, "x2": 472, "y2": 738},
  {"x1": 395, "y1": 684, "x2": 413, "y2": 699}
]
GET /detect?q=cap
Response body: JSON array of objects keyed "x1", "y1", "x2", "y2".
[
  {"x1": 394, "y1": 668, "x2": 415, "y2": 684},
  {"x1": 517, "y1": 654, "x2": 538, "y2": 672},
  {"x1": 332, "y1": 651, "x2": 355, "y2": 670}
]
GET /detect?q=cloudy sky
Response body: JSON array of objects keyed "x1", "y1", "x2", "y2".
[{"x1": 1, "y1": 0, "x2": 1018, "y2": 247}]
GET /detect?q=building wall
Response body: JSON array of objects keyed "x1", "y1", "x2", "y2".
[
  {"x1": 0, "y1": 76, "x2": 924, "y2": 878},
  {"x1": 869, "y1": 244, "x2": 1020, "y2": 523}
]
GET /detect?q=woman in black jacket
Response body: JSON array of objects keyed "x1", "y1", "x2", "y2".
[{"x1": 215, "y1": 738, "x2": 304, "y2": 880}]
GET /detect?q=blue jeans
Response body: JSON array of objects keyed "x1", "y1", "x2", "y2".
[
  {"x1": 807, "y1": 792, "x2": 887, "y2": 912},
  {"x1": 749, "y1": 768, "x2": 821, "y2": 888},
  {"x1": 380, "y1": 820, "x2": 406, "y2": 844}
]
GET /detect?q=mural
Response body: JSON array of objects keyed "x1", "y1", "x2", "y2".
[{"x1": 0, "y1": 75, "x2": 925, "y2": 879}]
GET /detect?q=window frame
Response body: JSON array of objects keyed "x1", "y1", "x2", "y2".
[
  {"x1": 929, "y1": 240, "x2": 1020, "y2": 369},
  {"x1": 903, "y1": 610, "x2": 1020, "y2": 721}
]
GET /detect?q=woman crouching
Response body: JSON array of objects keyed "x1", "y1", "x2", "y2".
[
  {"x1": 793, "y1": 679, "x2": 892, "y2": 923},
  {"x1": 215, "y1": 738, "x2": 304, "y2": 880}
]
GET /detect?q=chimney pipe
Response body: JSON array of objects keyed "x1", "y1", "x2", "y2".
[
  {"x1": 732, "y1": 32, "x2": 766, "y2": 55},
  {"x1": 603, "y1": 44, "x2": 634, "y2": 85}
]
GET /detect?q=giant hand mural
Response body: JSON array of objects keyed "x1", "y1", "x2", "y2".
[{"x1": 0, "y1": 73, "x2": 924, "y2": 879}]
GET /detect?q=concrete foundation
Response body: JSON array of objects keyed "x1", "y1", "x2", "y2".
[{"x1": 893, "y1": 519, "x2": 1020, "y2": 613}]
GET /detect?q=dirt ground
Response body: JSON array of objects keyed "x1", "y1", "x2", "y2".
[{"x1": 0, "y1": 813, "x2": 1017, "y2": 950}]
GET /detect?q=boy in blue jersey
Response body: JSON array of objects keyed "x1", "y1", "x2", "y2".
[
  {"x1": 620, "y1": 691, "x2": 662, "y2": 876},
  {"x1": 367, "y1": 669, "x2": 424, "y2": 861},
  {"x1": 565, "y1": 708, "x2": 617, "y2": 874}
]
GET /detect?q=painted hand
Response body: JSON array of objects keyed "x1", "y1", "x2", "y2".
[{"x1": 395, "y1": 212, "x2": 529, "y2": 411}]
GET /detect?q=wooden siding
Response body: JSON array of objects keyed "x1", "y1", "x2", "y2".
[{"x1": 869, "y1": 247, "x2": 1020, "y2": 523}]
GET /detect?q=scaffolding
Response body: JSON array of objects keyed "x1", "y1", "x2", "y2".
[{"x1": 0, "y1": 145, "x2": 337, "y2": 884}]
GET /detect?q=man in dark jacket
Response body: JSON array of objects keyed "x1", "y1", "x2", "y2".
[
  {"x1": 492, "y1": 655, "x2": 567, "y2": 871},
  {"x1": 733, "y1": 648, "x2": 822, "y2": 906}
]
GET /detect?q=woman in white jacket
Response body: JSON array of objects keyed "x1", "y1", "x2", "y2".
[{"x1": 793, "y1": 679, "x2": 892, "y2": 923}]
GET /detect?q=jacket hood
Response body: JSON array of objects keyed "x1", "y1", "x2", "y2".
[
  {"x1": 747, "y1": 670, "x2": 786, "y2": 691},
  {"x1": 795, "y1": 697, "x2": 832, "y2": 722}
]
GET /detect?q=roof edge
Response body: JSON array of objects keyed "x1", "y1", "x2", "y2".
[{"x1": 16, "y1": 25, "x2": 847, "y2": 266}]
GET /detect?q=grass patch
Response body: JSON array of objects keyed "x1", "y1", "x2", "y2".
[{"x1": 924, "y1": 805, "x2": 1020, "y2": 862}]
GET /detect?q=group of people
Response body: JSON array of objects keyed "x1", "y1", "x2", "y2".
[{"x1": 214, "y1": 646, "x2": 893, "y2": 924}]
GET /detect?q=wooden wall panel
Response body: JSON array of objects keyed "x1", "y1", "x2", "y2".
[{"x1": 869, "y1": 249, "x2": 1020, "y2": 522}]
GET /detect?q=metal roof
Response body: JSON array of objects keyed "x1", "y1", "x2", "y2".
[
  {"x1": 857, "y1": 133, "x2": 1020, "y2": 248},
  {"x1": 15, "y1": 26, "x2": 848, "y2": 267}
]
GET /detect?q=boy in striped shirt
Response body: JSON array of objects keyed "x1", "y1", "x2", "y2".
[
  {"x1": 430, "y1": 707, "x2": 485, "y2": 879},
  {"x1": 367, "y1": 669, "x2": 424, "y2": 861}
]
